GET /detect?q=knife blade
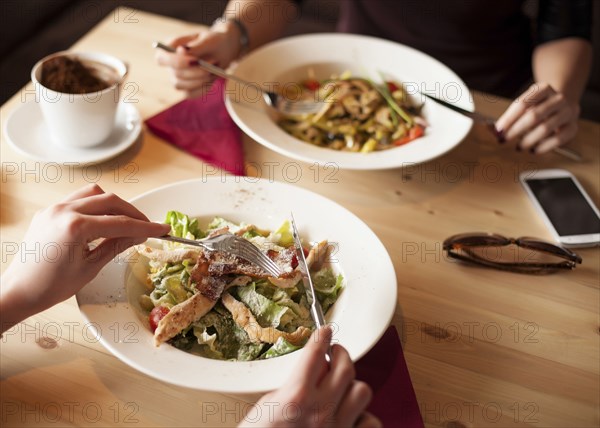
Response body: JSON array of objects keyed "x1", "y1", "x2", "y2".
[
  {"x1": 290, "y1": 213, "x2": 332, "y2": 364},
  {"x1": 420, "y1": 92, "x2": 582, "y2": 162}
]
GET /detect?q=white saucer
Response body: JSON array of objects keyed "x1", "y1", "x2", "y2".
[{"x1": 3, "y1": 101, "x2": 141, "y2": 165}]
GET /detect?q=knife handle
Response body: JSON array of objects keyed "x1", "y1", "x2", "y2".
[{"x1": 312, "y1": 307, "x2": 332, "y2": 364}]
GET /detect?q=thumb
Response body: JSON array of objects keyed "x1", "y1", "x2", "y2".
[
  {"x1": 89, "y1": 222, "x2": 169, "y2": 266},
  {"x1": 288, "y1": 326, "x2": 332, "y2": 386},
  {"x1": 90, "y1": 236, "x2": 146, "y2": 267},
  {"x1": 168, "y1": 33, "x2": 200, "y2": 49},
  {"x1": 186, "y1": 30, "x2": 227, "y2": 59}
]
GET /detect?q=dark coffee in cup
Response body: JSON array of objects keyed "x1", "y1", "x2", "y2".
[{"x1": 40, "y1": 56, "x2": 119, "y2": 94}]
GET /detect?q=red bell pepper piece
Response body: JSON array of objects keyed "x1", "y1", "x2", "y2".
[
  {"x1": 303, "y1": 79, "x2": 320, "y2": 91},
  {"x1": 387, "y1": 81, "x2": 400, "y2": 93},
  {"x1": 393, "y1": 125, "x2": 424, "y2": 146}
]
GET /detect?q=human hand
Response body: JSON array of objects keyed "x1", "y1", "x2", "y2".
[
  {"x1": 495, "y1": 83, "x2": 580, "y2": 154},
  {"x1": 155, "y1": 23, "x2": 241, "y2": 98},
  {"x1": 239, "y1": 326, "x2": 381, "y2": 428},
  {"x1": 1, "y1": 184, "x2": 170, "y2": 328}
]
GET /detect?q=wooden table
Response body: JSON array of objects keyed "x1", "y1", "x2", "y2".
[{"x1": 1, "y1": 8, "x2": 598, "y2": 428}]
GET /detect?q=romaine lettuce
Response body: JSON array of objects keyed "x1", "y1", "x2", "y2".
[
  {"x1": 206, "y1": 217, "x2": 241, "y2": 233},
  {"x1": 164, "y1": 276, "x2": 190, "y2": 304},
  {"x1": 272, "y1": 220, "x2": 294, "y2": 247},
  {"x1": 312, "y1": 268, "x2": 344, "y2": 312},
  {"x1": 236, "y1": 283, "x2": 293, "y2": 328},
  {"x1": 195, "y1": 306, "x2": 263, "y2": 361},
  {"x1": 150, "y1": 287, "x2": 175, "y2": 308},
  {"x1": 256, "y1": 283, "x2": 311, "y2": 322},
  {"x1": 165, "y1": 210, "x2": 204, "y2": 239},
  {"x1": 262, "y1": 337, "x2": 302, "y2": 359}
]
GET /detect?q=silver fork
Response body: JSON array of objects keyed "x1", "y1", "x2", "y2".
[
  {"x1": 153, "y1": 41, "x2": 325, "y2": 116},
  {"x1": 156, "y1": 233, "x2": 282, "y2": 277}
]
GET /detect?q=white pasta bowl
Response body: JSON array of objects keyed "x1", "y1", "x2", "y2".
[
  {"x1": 225, "y1": 33, "x2": 474, "y2": 170},
  {"x1": 76, "y1": 178, "x2": 397, "y2": 393}
]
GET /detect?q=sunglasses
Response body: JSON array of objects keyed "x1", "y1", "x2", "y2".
[{"x1": 443, "y1": 233, "x2": 582, "y2": 274}]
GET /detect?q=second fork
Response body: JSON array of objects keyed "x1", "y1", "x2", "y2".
[{"x1": 152, "y1": 41, "x2": 325, "y2": 115}]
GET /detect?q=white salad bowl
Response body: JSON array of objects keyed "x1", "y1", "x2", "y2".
[{"x1": 76, "y1": 178, "x2": 397, "y2": 393}]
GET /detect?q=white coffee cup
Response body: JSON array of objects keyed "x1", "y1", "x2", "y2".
[{"x1": 31, "y1": 51, "x2": 128, "y2": 148}]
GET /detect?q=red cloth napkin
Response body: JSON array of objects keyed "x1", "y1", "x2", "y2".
[
  {"x1": 145, "y1": 79, "x2": 244, "y2": 176},
  {"x1": 355, "y1": 326, "x2": 424, "y2": 428}
]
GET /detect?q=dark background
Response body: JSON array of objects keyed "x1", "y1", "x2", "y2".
[{"x1": 1, "y1": 0, "x2": 598, "y2": 121}]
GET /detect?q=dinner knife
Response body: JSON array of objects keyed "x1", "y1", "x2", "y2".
[
  {"x1": 420, "y1": 92, "x2": 582, "y2": 162},
  {"x1": 290, "y1": 213, "x2": 332, "y2": 364}
]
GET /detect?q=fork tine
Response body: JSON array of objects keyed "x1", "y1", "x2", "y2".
[
  {"x1": 241, "y1": 249, "x2": 278, "y2": 276},
  {"x1": 264, "y1": 257, "x2": 282, "y2": 276},
  {"x1": 253, "y1": 248, "x2": 281, "y2": 277},
  {"x1": 256, "y1": 259, "x2": 280, "y2": 277},
  {"x1": 156, "y1": 233, "x2": 270, "y2": 273},
  {"x1": 230, "y1": 237, "x2": 282, "y2": 277},
  {"x1": 239, "y1": 240, "x2": 282, "y2": 276},
  {"x1": 247, "y1": 243, "x2": 282, "y2": 274},
  {"x1": 259, "y1": 254, "x2": 282, "y2": 276},
  {"x1": 283, "y1": 104, "x2": 323, "y2": 115},
  {"x1": 279, "y1": 99, "x2": 325, "y2": 115}
]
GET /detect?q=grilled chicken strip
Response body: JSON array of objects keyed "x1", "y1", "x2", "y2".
[
  {"x1": 154, "y1": 290, "x2": 217, "y2": 346},
  {"x1": 221, "y1": 292, "x2": 311, "y2": 346},
  {"x1": 154, "y1": 255, "x2": 226, "y2": 346},
  {"x1": 305, "y1": 240, "x2": 330, "y2": 270}
]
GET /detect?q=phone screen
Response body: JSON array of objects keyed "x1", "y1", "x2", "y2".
[{"x1": 525, "y1": 177, "x2": 600, "y2": 236}]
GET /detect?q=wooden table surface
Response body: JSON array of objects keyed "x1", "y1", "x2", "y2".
[{"x1": 1, "y1": 9, "x2": 598, "y2": 428}]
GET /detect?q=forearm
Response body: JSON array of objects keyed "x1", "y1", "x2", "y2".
[
  {"x1": 222, "y1": 0, "x2": 297, "y2": 52},
  {"x1": 532, "y1": 37, "x2": 592, "y2": 104},
  {"x1": 0, "y1": 270, "x2": 37, "y2": 334}
]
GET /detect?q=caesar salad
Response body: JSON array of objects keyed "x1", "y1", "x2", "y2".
[{"x1": 135, "y1": 212, "x2": 343, "y2": 361}]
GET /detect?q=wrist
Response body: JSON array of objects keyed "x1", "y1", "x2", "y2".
[{"x1": 212, "y1": 17, "x2": 250, "y2": 60}]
